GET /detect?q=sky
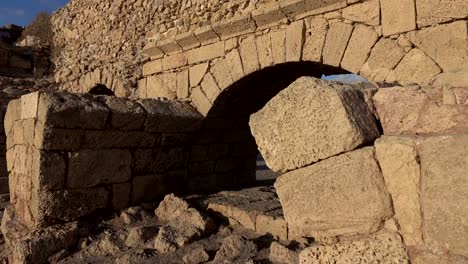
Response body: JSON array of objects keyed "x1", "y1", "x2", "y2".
[{"x1": 0, "y1": 0, "x2": 69, "y2": 27}]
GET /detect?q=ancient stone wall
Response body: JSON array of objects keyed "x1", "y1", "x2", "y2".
[
  {"x1": 4, "y1": 91, "x2": 204, "y2": 228},
  {"x1": 0, "y1": 43, "x2": 51, "y2": 78}
]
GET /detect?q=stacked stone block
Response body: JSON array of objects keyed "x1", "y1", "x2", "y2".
[{"x1": 4, "y1": 91, "x2": 203, "y2": 228}]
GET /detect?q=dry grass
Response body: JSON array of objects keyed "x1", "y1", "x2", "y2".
[{"x1": 19, "y1": 11, "x2": 53, "y2": 46}]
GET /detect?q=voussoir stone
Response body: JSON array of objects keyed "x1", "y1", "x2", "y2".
[
  {"x1": 275, "y1": 147, "x2": 393, "y2": 238},
  {"x1": 250, "y1": 77, "x2": 379, "y2": 172}
]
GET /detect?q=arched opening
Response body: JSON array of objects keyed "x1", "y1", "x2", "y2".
[{"x1": 187, "y1": 62, "x2": 370, "y2": 192}]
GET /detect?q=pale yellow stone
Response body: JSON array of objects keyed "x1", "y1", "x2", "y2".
[
  {"x1": 416, "y1": 0, "x2": 468, "y2": 27},
  {"x1": 239, "y1": 35, "x2": 260, "y2": 75},
  {"x1": 210, "y1": 59, "x2": 233, "y2": 90},
  {"x1": 270, "y1": 30, "x2": 286, "y2": 64},
  {"x1": 176, "y1": 70, "x2": 189, "y2": 99},
  {"x1": 142, "y1": 59, "x2": 163, "y2": 76},
  {"x1": 21, "y1": 92, "x2": 40, "y2": 119},
  {"x1": 303, "y1": 16, "x2": 328, "y2": 62},
  {"x1": 225, "y1": 49, "x2": 244, "y2": 82},
  {"x1": 322, "y1": 22, "x2": 353, "y2": 67},
  {"x1": 285, "y1": 20, "x2": 305, "y2": 61},
  {"x1": 394, "y1": 48, "x2": 441, "y2": 85},
  {"x1": 341, "y1": 25, "x2": 379, "y2": 74},
  {"x1": 190, "y1": 87, "x2": 212, "y2": 116},
  {"x1": 256, "y1": 34, "x2": 274, "y2": 68},
  {"x1": 189, "y1": 63, "x2": 209, "y2": 87},
  {"x1": 380, "y1": 0, "x2": 416, "y2": 36},
  {"x1": 212, "y1": 14, "x2": 257, "y2": 40},
  {"x1": 200, "y1": 73, "x2": 221, "y2": 103},
  {"x1": 342, "y1": 0, "x2": 380, "y2": 26},
  {"x1": 185, "y1": 42, "x2": 225, "y2": 64}
]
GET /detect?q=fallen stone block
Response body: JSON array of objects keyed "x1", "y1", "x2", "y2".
[
  {"x1": 213, "y1": 235, "x2": 258, "y2": 263},
  {"x1": 250, "y1": 77, "x2": 379, "y2": 172},
  {"x1": 275, "y1": 147, "x2": 393, "y2": 238}
]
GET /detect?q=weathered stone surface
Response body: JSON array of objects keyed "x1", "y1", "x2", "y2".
[
  {"x1": 416, "y1": 0, "x2": 468, "y2": 27},
  {"x1": 395, "y1": 49, "x2": 441, "y2": 85},
  {"x1": 4, "y1": 99, "x2": 21, "y2": 137},
  {"x1": 32, "y1": 150, "x2": 66, "y2": 191},
  {"x1": 269, "y1": 242, "x2": 299, "y2": 264},
  {"x1": 34, "y1": 125, "x2": 83, "y2": 151},
  {"x1": 67, "y1": 149, "x2": 131, "y2": 188},
  {"x1": 175, "y1": 32, "x2": 200, "y2": 50},
  {"x1": 443, "y1": 87, "x2": 468, "y2": 105},
  {"x1": 380, "y1": 0, "x2": 416, "y2": 36},
  {"x1": 239, "y1": 35, "x2": 260, "y2": 75},
  {"x1": 143, "y1": 44, "x2": 163, "y2": 59},
  {"x1": 156, "y1": 38, "x2": 182, "y2": 55},
  {"x1": 176, "y1": 70, "x2": 189, "y2": 99},
  {"x1": 373, "y1": 86, "x2": 468, "y2": 135},
  {"x1": 275, "y1": 147, "x2": 393, "y2": 238},
  {"x1": 252, "y1": 2, "x2": 287, "y2": 29},
  {"x1": 256, "y1": 34, "x2": 274, "y2": 68},
  {"x1": 147, "y1": 73, "x2": 177, "y2": 100},
  {"x1": 142, "y1": 59, "x2": 163, "y2": 76},
  {"x1": 360, "y1": 38, "x2": 406, "y2": 82},
  {"x1": 299, "y1": 233, "x2": 410, "y2": 263},
  {"x1": 83, "y1": 130, "x2": 159, "y2": 149},
  {"x1": 408, "y1": 21, "x2": 468, "y2": 73},
  {"x1": 250, "y1": 77, "x2": 379, "y2": 172},
  {"x1": 210, "y1": 59, "x2": 233, "y2": 90},
  {"x1": 302, "y1": 16, "x2": 328, "y2": 62},
  {"x1": 161, "y1": 53, "x2": 187, "y2": 71},
  {"x1": 21, "y1": 92, "x2": 39, "y2": 119},
  {"x1": 375, "y1": 136, "x2": 422, "y2": 246},
  {"x1": 190, "y1": 87, "x2": 212, "y2": 116},
  {"x1": 138, "y1": 99, "x2": 203, "y2": 133},
  {"x1": 270, "y1": 29, "x2": 286, "y2": 64},
  {"x1": 193, "y1": 26, "x2": 219, "y2": 45},
  {"x1": 98, "y1": 96, "x2": 146, "y2": 130},
  {"x1": 285, "y1": 20, "x2": 305, "y2": 62},
  {"x1": 185, "y1": 42, "x2": 224, "y2": 64},
  {"x1": 212, "y1": 14, "x2": 256, "y2": 40},
  {"x1": 183, "y1": 247, "x2": 210, "y2": 264},
  {"x1": 341, "y1": 25, "x2": 379, "y2": 73},
  {"x1": 418, "y1": 135, "x2": 468, "y2": 257},
  {"x1": 201, "y1": 72, "x2": 221, "y2": 103},
  {"x1": 125, "y1": 226, "x2": 159, "y2": 248},
  {"x1": 37, "y1": 92, "x2": 109, "y2": 129},
  {"x1": 213, "y1": 235, "x2": 258, "y2": 263},
  {"x1": 189, "y1": 63, "x2": 209, "y2": 87},
  {"x1": 155, "y1": 194, "x2": 190, "y2": 222},
  {"x1": 322, "y1": 22, "x2": 353, "y2": 67},
  {"x1": 225, "y1": 49, "x2": 244, "y2": 82},
  {"x1": 342, "y1": 0, "x2": 380, "y2": 26}
]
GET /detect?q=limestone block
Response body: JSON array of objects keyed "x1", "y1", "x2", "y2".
[
  {"x1": 214, "y1": 235, "x2": 258, "y2": 262},
  {"x1": 201, "y1": 72, "x2": 221, "y2": 103},
  {"x1": 299, "y1": 0, "x2": 347, "y2": 19},
  {"x1": 190, "y1": 87, "x2": 212, "y2": 116},
  {"x1": 175, "y1": 32, "x2": 200, "y2": 50},
  {"x1": 224, "y1": 38, "x2": 238, "y2": 52},
  {"x1": 394, "y1": 49, "x2": 441, "y2": 85},
  {"x1": 299, "y1": 233, "x2": 409, "y2": 263},
  {"x1": 135, "y1": 148, "x2": 188, "y2": 174},
  {"x1": 411, "y1": 251, "x2": 458, "y2": 264},
  {"x1": 256, "y1": 214, "x2": 288, "y2": 241},
  {"x1": 212, "y1": 14, "x2": 256, "y2": 40},
  {"x1": 341, "y1": 25, "x2": 379, "y2": 74},
  {"x1": 189, "y1": 63, "x2": 209, "y2": 87},
  {"x1": 256, "y1": 34, "x2": 274, "y2": 68},
  {"x1": 4, "y1": 99, "x2": 21, "y2": 137},
  {"x1": 285, "y1": 20, "x2": 305, "y2": 62},
  {"x1": 239, "y1": 35, "x2": 260, "y2": 75},
  {"x1": 34, "y1": 125, "x2": 83, "y2": 151},
  {"x1": 185, "y1": 42, "x2": 225, "y2": 64},
  {"x1": 138, "y1": 99, "x2": 203, "y2": 133},
  {"x1": 380, "y1": 0, "x2": 416, "y2": 36},
  {"x1": 33, "y1": 150, "x2": 66, "y2": 192},
  {"x1": 209, "y1": 59, "x2": 234, "y2": 89},
  {"x1": 419, "y1": 135, "x2": 468, "y2": 257},
  {"x1": 443, "y1": 87, "x2": 468, "y2": 105},
  {"x1": 156, "y1": 38, "x2": 182, "y2": 55},
  {"x1": 416, "y1": 0, "x2": 468, "y2": 27},
  {"x1": 98, "y1": 96, "x2": 146, "y2": 130},
  {"x1": 342, "y1": 0, "x2": 380, "y2": 26},
  {"x1": 142, "y1": 59, "x2": 163, "y2": 76},
  {"x1": 252, "y1": 2, "x2": 288, "y2": 29},
  {"x1": 33, "y1": 187, "x2": 109, "y2": 225},
  {"x1": 270, "y1": 30, "x2": 286, "y2": 64},
  {"x1": 21, "y1": 92, "x2": 39, "y2": 119},
  {"x1": 84, "y1": 131, "x2": 159, "y2": 149},
  {"x1": 279, "y1": 0, "x2": 304, "y2": 20},
  {"x1": 322, "y1": 22, "x2": 353, "y2": 67},
  {"x1": 225, "y1": 49, "x2": 244, "y2": 82},
  {"x1": 13, "y1": 119, "x2": 35, "y2": 147},
  {"x1": 193, "y1": 26, "x2": 220, "y2": 45},
  {"x1": 161, "y1": 53, "x2": 187, "y2": 71},
  {"x1": 143, "y1": 44, "x2": 164, "y2": 59},
  {"x1": 250, "y1": 77, "x2": 379, "y2": 172},
  {"x1": 302, "y1": 16, "x2": 328, "y2": 62},
  {"x1": 373, "y1": 86, "x2": 468, "y2": 135},
  {"x1": 375, "y1": 136, "x2": 422, "y2": 246},
  {"x1": 112, "y1": 183, "x2": 131, "y2": 210},
  {"x1": 146, "y1": 74, "x2": 176, "y2": 100},
  {"x1": 269, "y1": 242, "x2": 298, "y2": 264},
  {"x1": 360, "y1": 38, "x2": 406, "y2": 82},
  {"x1": 275, "y1": 147, "x2": 393, "y2": 238},
  {"x1": 176, "y1": 70, "x2": 189, "y2": 99},
  {"x1": 36, "y1": 92, "x2": 109, "y2": 130},
  {"x1": 131, "y1": 175, "x2": 166, "y2": 203},
  {"x1": 407, "y1": 21, "x2": 468, "y2": 73},
  {"x1": 432, "y1": 70, "x2": 468, "y2": 89},
  {"x1": 67, "y1": 149, "x2": 132, "y2": 188}
]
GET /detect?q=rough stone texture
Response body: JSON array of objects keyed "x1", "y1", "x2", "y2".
[
  {"x1": 380, "y1": 0, "x2": 416, "y2": 36},
  {"x1": 342, "y1": 0, "x2": 380, "y2": 26},
  {"x1": 270, "y1": 242, "x2": 299, "y2": 264},
  {"x1": 183, "y1": 247, "x2": 210, "y2": 264},
  {"x1": 394, "y1": 49, "x2": 441, "y2": 85},
  {"x1": 239, "y1": 35, "x2": 260, "y2": 75},
  {"x1": 322, "y1": 22, "x2": 353, "y2": 67},
  {"x1": 275, "y1": 147, "x2": 393, "y2": 238},
  {"x1": 270, "y1": 30, "x2": 286, "y2": 65},
  {"x1": 407, "y1": 21, "x2": 468, "y2": 73},
  {"x1": 416, "y1": 0, "x2": 468, "y2": 27},
  {"x1": 299, "y1": 233, "x2": 410, "y2": 263},
  {"x1": 418, "y1": 135, "x2": 468, "y2": 257},
  {"x1": 443, "y1": 87, "x2": 468, "y2": 105},
  {"x1": 373, "y1": 86, "x2": 468, "y2": 135},
  {"x1": 341, "y1": 25, "x2": 379, "y2": 73},
  {"x1": 302, "y1": 16, "x2": 328, "y2": 62},
  {"x1": 285, "y1": 20, "x2": 305, "y2": 62},
  {"x1": 250, "y1": 77, "x2": 379, "y2": 172},
  {"x1": 375, "y1": 136, "x2": 422, "y2": 246},
  {"x1": 213, "y1": 235, "x2": 258, "y2": 263},
  {"x1": 189, "y1": 63, "x2": 209, "y2": 88}
]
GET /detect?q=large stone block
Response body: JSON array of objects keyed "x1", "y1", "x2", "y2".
[
  {"x1": 212, "y1": 14, "x2": 256, "y2": 40},
  {"x1": 4, "y1": 99, "x2": 22, "y2": 137},
  {"x1": 302, "y1": 16, "x2": 328, "y2": 62},
  {"x1": 210, "y1": 59, "x2": 233, "y2": 91},
  {"x1": 373, "y1": 86, "x2": 468, "y2": 135},
  {"x1": 185, "y1": 42, "x2": 225, "y2": 64},
  {"x1": 189, "y1": 63, "x2": 209, "y2": 87},
  {"x1": 375, "y1": 136, "x2": 423, "y2": 246},
  {"x1": 416, "y1": 0, "x2": 468, "y2": 27},
  {"x1": 201, "y1": 72, "x2": 221, "y2": 103},
  {"x1": 341, "y1": 25, "x2": 379, "y2": 74},
  {"x1": 67, "y1": 149, "x2": 132, "y2": 188},
  {"x1": 394, "y1": 48, "x2": 441, "y2": 85},
  {"x1": 285, "y1": 20, "x2": 305, "y2": 62},
  {"x1": 408, "y1": 21, "x2": 468, "y2": 73},
  {"x1": 239, "y1": 35, "x2": 260, "y2": 75},
  {"x1": 322, "y1": 22, "x2": 353, "y2": 67},
  {"x1": 190, "y1": 87, "x2": 212, "y2": 116},
  {"x1": 380, "y1": 0, "x2": 416, "y2": 36},
  {"x1": 146, "y1": 74, "x2": 176, "y2": 100},
  {"x1": 270, "y1": 29, "x2": 286, "y2": 65},
  {"x1": 275, "y1": 147, "x2": 393, "y2": 238},
  {"x1": 250, "y1": 77, "x2": 379, "y2": 172},
  {"x1": 97, "y1": 96, "x2": 146, "y2": 131},
  {"x1": 252, "y1": 2, "x2": 287, "y2": 29},
  {"x1": 342, "y1": 0, "x2": 380, "y2": 26},
  {"x1": 418, "y1": 135, "x2": 468, "y2": 257},
  {"x1": 256, "y1": 34, "x2": 274, "y2": 68},
  {"x1": 131, "y1": 174, "x2": 166, "y2": 204},
  {"x1": 299, "y1": 233, "x2": 409, "y2": 263},
  {"x1": 34, "y1": 125, "x2": 83, "y2": 151},
  {"x1": 135, "y1": 148, "x2": 188, "y2": 174},
  {"x1": 138, "y1": 99, "x2": 203, "y2": 133}
]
